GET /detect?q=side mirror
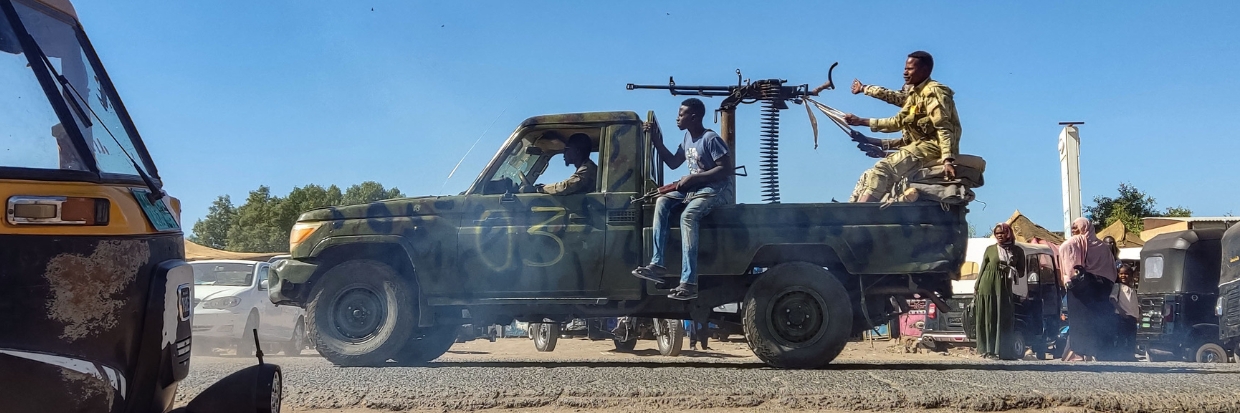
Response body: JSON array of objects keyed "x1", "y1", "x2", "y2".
[{"x1": 258, "y1": 280, "x2": 269, "y2": 291}]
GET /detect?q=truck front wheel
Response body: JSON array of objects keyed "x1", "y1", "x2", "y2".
[
  {"x1": 307, "y1": 259, "x2": 417, "y2": 366},
  {"x1": 532, "y1": 323, "x2": 560, "y2": 352},
  {"x1": 743, "y1": 262, "x2": 853, "y2": 368}
]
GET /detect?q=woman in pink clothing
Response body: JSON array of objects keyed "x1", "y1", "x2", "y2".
[{"x1": 1058, "y1": 218, "x2": 1119, "y2": 361}]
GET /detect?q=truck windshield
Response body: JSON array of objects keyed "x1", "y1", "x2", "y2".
[
  {"x1": 6, "y1": 1, "x2": 154, "y2": 177},
  {"x1": 192, "y1": 263, "x2": 256, "y2": 287}
]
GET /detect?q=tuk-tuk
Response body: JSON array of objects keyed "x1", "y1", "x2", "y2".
[
  {"x1": 925, "y1": 242, "x2": 1065, "y2": 359},
  {"x1": 1217, "y1": 223, "x2": 1240, "y2": 360},
  {"x1": 1137, "y1": 228, "x2": 1229, "y2": 362},
  {"x1": 0, "y1": 0, "x2": 281, "y2": 411}
]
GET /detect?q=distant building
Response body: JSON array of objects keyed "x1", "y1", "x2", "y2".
[{"x1": 1140, "y1": 217, "x2": 1240, "y2": 242}]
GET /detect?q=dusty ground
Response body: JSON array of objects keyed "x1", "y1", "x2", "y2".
[{"x1": 180, "y1": 336, "x2": 1240, "y2": 413}]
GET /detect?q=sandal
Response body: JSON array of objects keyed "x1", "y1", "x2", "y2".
[
  {"x1": 668, "y1": 284, "x2": 698, "y2": 301},
  {"x1": 631, "y1": 264, "x2": 668, "y2": 282}
]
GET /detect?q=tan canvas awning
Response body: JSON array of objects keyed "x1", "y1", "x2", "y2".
[{"x1": 184, "y1": 239, "x2": 283, "y2": 262}]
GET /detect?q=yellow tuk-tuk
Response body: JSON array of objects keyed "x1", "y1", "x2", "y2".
[{"x1": 0, "y1": 1, "x2": 280, "y2": 411}]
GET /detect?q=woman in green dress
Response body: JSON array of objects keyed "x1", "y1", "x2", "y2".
[{"x1": 975, "y1": 223, "x2": 1026, "y2": 360}]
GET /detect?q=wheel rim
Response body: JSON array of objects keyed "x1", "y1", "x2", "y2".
[
  {"x1": 1203, "y1": 348, "x2": 1223, "y2": 363},
  {"x1": 271, "y1": 370, "x2": 282, "y2": 413},
  {"x1": 535, "y1": 324, "x2": 550, "y2": 346},
  {"x1": 330, "y1": 285, "x2": 386, "y2": 342},
  {"x1": 767, "y1": 287, "x2": 827, "y2": 346},
  {"x1": 657, "y1": 319, "x2": 673, "y2": 348}
]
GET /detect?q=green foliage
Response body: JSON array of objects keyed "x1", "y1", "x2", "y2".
[
  {"x1": 188, "y1": 195, "x2": 234, "y2": 249},
  {"x1": 189, "y1": 181, "x2": 402, "y2": 252},
  {"x1": 1084, "y1": 182, "x2": 1193, "y2": 232}
]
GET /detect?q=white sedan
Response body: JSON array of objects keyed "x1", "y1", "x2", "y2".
[{"x1": 191, "y1": 260, "x2": 306, "y2": 355}]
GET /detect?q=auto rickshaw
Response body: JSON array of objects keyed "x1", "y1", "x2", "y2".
[
  {"x1": 1217, "y1": 223, "x2": 1240, "y2": 360},
  {"x1": 0, "y1": 0, "x2": 281, "y2": 411},
  {"x1": 1137, "y1": 228, "x2": 1229, "y2": 362}
]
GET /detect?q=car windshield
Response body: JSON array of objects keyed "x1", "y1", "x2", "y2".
[
  {"x1": 3, "y1": 1, "x2": 154, "y2": 177},
  {"x1": 192, "y1": 263, "x2": 255, "y2": 287}
]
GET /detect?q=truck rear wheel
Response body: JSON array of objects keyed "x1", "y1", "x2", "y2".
[
  {"x1": 532, "y1": 323, "x2": 560, "y2": 352},
  {"x1": 307, "y1": 259, "x2": 417, "y2": 366},
  {"x1": 654, "y1": 318, "x2": 683, "y2": 356},
  {"x1": 743, "y1": 262, "x2": 853, "y2": 368}
]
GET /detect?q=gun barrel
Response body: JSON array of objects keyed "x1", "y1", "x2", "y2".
[{"x1": 626, "y1": 83, "x2": 734, "y2": 97}]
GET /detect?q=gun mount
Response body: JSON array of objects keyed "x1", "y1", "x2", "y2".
[{"x1": 627, "y1": 64, "x2": 837, "y2": 203}]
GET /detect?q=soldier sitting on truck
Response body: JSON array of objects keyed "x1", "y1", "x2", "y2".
[
  {"x1": 838, "y1": 51, "x2": 963, "y2": 203},
  {"x1": 630, "y1": 98, "x2": 735, "y2": 300},
  {"x1": 522, "y1": 132, "x2": 597, "y2": 196}
]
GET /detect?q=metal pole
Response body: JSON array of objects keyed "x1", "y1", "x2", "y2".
[{"x1": 1058, "y1": 122, "x2": 1084, "y2": 236}]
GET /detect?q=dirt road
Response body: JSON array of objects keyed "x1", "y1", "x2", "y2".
[{"x1": 179, "y1": 337, "x2": 1240, "y2": 412}]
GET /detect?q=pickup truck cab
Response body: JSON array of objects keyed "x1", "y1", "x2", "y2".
[{"x1": 270, "y1": 111, "x2": 969, "y2": 368}]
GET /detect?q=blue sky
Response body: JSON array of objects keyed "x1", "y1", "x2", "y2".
[{"x1": 73, "y1": 1, "x2": 1240, "y2": 235}]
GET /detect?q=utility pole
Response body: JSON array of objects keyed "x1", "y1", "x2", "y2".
[{"x1": 1058, "y1": 122, "x2": 1084, "y2": 236}]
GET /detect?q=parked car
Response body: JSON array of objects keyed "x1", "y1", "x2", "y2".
[
  {"x1": 1138, "y1": 229, "x2": 1229, "y2": 362},
  {"x1": 192, "y1": 260, "x2": 307, "y2": 356}
]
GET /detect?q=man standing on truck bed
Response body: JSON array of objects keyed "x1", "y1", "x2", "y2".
[
  {"x1": 631, "y1": 98, "x2": 735, "y2": 300},
  {"x1": 525, "y1": 132, "x2": 597, "y2": 196},
  {"x1": 840, "y1": 51, "x2": 963, "y2": 203}
]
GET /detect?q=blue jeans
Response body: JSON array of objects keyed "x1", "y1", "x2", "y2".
[{"x1": 650, "y1": 183, "x2": 733, "y2": 285}]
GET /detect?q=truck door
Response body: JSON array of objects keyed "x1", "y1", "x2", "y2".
[{"x1": 456, "y1": 128, "x2": 609, "y2": 297}]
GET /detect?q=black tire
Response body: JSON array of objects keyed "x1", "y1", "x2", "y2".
[
  {"x1": 397, "y1": 325, "x2": 458, "y2": 364},
  {"x1": 613, "y1": 337, "x2": 638, "y2": 352},
  {"x1": 654, "y1": 318, "x2": 683, "y2": 357},
  {"x1": 1010, "y1": 333, "x2": 1027, "y2": 360},
  {"x1": 237, "y1": 312, "x2": 259, "y2": 357},
  {"x1": 307, "y1": 259, "x2": 418, "y2": 366},
  {"x1": 1146, "y1": 348, "x2": 1177, "y2": 362},
  {"x1": 1196, "y1": 343, "x2": 1228, "y2": 363},
  {"x1": 742, "y1": 262, "x2": 853, "y2": 369},
  {"x1": 282, "y1": 318, "x2": 305, "y2": 356},
  {"x1": 533, "y1": 323, "x2": 560, "y2": 352}
]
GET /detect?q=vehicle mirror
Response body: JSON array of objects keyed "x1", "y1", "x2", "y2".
[
  {"x1": 525, "y1": 146, "x2": 543, "y2": 156},
  {"x1": 258, "y1": 280, "x2": 269, "y2": 291}
]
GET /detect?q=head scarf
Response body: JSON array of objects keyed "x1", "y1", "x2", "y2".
[
  {"x1": 994, "y1": 223, "x2": 1016, "y2": 246},
  {"x1": 1058, "y1": 217, "x2": 1119, "y2": 283}
]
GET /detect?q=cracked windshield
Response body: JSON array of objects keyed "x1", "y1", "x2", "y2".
[{"x1": 4, "y1": 1, "x2": 1240, "y2": 413}]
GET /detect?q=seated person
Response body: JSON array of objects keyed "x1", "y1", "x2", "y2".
[{"x1": 526, "y1": 133, "x2": 596, "y2": 195}]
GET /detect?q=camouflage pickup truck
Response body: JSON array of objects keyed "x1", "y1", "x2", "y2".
[{"x1": 270, "y1": 111, "x2": 968, "y2": 368}]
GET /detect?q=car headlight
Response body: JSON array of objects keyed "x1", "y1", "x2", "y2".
[
  {"x1": 202, "y1": 296, "x2": 241, "y2": 309},
  {"x1": 289, "y1": 221, "x2": 324, "y2": 252}
]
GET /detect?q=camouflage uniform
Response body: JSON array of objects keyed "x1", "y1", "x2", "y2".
[
  {"x1": 540, "y1": 159, "x2": 597, "y2": 195},
  {"x1": 849, "y1": 79, "x2": 961, "y2": 202}
]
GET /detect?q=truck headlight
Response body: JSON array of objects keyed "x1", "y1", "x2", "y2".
[
  {"x1": 289, "y1": 221, "x2": 324, "y2": 252},
  {"x1": 202, "y1": 296, "x2": 241, "y2": 310}
]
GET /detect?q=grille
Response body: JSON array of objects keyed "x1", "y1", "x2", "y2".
[
  {"x1": 607, "y1": 210, "x2": 637, "y2": 224},
  {"x1": 1226, "y1": 287, "x2": 1240, "y2": 320}
]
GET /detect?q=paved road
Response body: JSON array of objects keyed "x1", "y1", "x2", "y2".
[{"x1": 177, "y1": 339, "x2": 1240, "y2": 412}]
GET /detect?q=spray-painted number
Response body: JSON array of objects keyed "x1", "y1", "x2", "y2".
[
  {"x1": 474, "y1": 207, "x2": 567, "y2": 270},
  {"x1": 524, "y1": 207, "x2": 566, "y2": 267}
]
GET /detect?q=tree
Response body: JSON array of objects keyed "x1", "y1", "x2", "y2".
[
  {"x1": 342, "y1": 181, "x2": 403, "y2": 205},
  {"x1": 189, "y1": 181, "x2": 405, "y2": 253},
  {"x1": 189, "y1": 195, "x2": 235, "y2": 249},
  {"x1": 1084, "y1": 182, "x2": 1192, "y2": 232}
]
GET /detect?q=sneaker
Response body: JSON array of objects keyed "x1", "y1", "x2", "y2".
[
  {"x1": 631, "y1": 264, "x2": 668, "y2": 282},
  {"x1": 668, "y1": 283, "x2": 698, "y2": 301}
]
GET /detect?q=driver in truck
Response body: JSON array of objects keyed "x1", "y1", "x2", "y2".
[
  {"x1": 524, "y1": 132, "x2": 597, "y2": 195},
  {"x1": 630, "y1": 98, "x2": 735, "y2": 300}
]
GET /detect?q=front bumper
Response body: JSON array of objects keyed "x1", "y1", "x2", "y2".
[
  {"x1": 269, "y1": 258, "x2": 319, "y2": 305},
  {"x1": 920, "y1": 332, "x2": 973, "y2": 345},
  {"x1": 192, "y1": 310, "x2": 246, "y2": 340}
]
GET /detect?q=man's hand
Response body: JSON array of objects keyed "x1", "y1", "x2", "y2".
[
  {"x1": 676, "y1": 175, "x2": 696, "y2": 190},
  {"x1": 643, "y1": 121, "x2": 662, "y2": 146},
  {"x1": 851, "y1": 79, "x2": 864, "y2": 95},
  {"x1": 942, "y1": 161, "x2": 957, "y2": 180},
  {"x1": 843, "y1": 113, "x2": 867, "y2": 127}
]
